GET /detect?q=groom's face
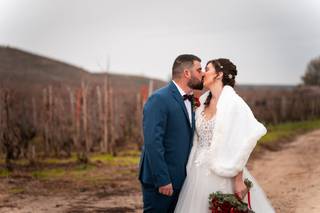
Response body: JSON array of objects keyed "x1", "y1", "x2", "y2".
[{"x1": 187, "y1": 60, "x2": 204, "y2": 90}]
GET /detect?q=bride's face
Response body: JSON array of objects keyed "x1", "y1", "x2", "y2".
[{"x1": 204, "y1": 62, "x2": 222, "y2": 89}]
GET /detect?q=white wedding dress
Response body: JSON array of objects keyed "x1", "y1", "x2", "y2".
[{"x1": 174, "y1": 109, "x2": 275, "y2": 213}]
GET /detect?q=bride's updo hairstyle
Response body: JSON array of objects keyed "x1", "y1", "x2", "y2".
[{"x1": 204, "y1": 58, "x2": 237, "y2": 106}]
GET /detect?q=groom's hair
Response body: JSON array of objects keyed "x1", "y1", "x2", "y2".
[{"x1": 172, "y1": 54, "x2": 201, "y2": 79}]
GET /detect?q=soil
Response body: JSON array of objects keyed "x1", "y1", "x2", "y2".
[{"x1": 1, "y1": 129, "x2": 320, "y2": 213}]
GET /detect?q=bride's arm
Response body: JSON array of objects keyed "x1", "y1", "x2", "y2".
[{"x1": 234, "y1": 171, "x2": 248, "y2": 199}]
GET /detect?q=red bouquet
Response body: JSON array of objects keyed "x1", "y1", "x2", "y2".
[{"x1": 209, "y1": 179, "x2": 254, "y2": 213}]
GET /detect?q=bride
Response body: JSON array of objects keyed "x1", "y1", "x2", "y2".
[{"x1": 174, "y1": 59, "x2": 275, "y2": 213}]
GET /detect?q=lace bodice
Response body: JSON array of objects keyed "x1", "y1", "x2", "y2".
[{"x1": 195, "y1": 110, "x2": 216, "y2": 149}]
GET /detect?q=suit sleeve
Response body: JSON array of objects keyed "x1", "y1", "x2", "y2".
[{"x1": 143, "y1": 94, "x2": 171, "y2": 188}]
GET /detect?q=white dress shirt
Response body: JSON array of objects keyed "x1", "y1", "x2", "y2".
[{"x1": 173, "y1": 81, "x2": 192, "y2": 125}]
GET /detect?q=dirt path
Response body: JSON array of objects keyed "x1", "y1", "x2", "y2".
[
  {"x1": 1, "y1": 129, "x2": 320, "y2": 212},
  {"x1": 249, "y1": 129, "x2": 320, "y2": 213}
]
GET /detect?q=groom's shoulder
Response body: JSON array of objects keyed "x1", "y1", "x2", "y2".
[
  {"x1": 151, "y1": 83, "x2": 171, "y2": 98},
  {"x1": 145, "y1": 84, "x2": 171, "y2": 108}
]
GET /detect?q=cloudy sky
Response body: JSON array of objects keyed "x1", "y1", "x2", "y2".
[{"x1": 1, "y1": 0, "x2": 320, "y2": 85}]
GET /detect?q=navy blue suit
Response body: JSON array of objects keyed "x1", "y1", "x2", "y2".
[{"x1": 138, "y1": 81, "x2": 195, "y2": 213}]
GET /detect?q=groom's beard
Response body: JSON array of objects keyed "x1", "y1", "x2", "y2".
[{"x1": 188, "y1": 76, "x2": 204, "y2": 90}]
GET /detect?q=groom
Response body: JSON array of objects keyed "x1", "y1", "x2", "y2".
[{"x1": 138, "y1": 54, "x2": 204, "y2": 212}]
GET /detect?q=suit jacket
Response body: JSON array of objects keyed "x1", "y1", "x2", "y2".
[{"x1": 138, "y1": 81, "x2": 195, "y2": 190}]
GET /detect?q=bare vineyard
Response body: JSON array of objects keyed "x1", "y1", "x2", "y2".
[
  {"x1": 241, "y1": 86, "x2": 320, "y2": 124},
  {"x1": 0, "y1": 77, "x2": 155, "y2": 169},
  {"x1": 0, "y1": 80, "x2": 320, "y2": 169}
]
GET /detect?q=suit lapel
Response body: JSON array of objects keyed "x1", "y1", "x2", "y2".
[
  {"x1": 169, "y1": 82, "x2": 192, "y2": 128},
  {"x1": 192, "y1": 110, "x2": 195, "y2": 131}
]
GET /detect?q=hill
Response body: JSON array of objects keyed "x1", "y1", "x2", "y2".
[{"x1": 0, "y1": 46, "x2": 165, "y2": 93}]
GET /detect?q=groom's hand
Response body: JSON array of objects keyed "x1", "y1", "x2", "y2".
[{"x1": 158, "y1": 183, "x2": 173, "y2": 196}]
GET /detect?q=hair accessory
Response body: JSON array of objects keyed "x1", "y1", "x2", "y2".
[
  {"x1": 216, "y1": 61, "x2": 223, "y2": 69},
  {"x1": 228, "y1": 74, "x2": 233, "y2": 79}
]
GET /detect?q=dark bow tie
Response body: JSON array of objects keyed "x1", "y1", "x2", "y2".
[{"x1": 183, "y1": 94, "x2": 194, "y2": 102}]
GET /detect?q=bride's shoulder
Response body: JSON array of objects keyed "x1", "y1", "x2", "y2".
[{"x1": 225, "y1": 87, "x2": 255, "y2": 115}]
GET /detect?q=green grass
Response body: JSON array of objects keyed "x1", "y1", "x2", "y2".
[
  {"x1": 31, "y1": 168, "x2": 66, "y2": 179},
  {"x1": 70, "y1": 164, "x2": 94, "y2": 177},
  {"x1": 90, "y1": 154, "x2": 114, "y2": 163},
  {"x1": 90, "y1": 153, "x2": 139, "y2": 166},
  {"x1": 31, "y1": 163, "x2": 96, "y2": 180},
  {"x1": 260, "y1": 118, "x2": 320, "y2": 145},
  {"x1": 0, "y1": 152, "x2": 139, "y2": 182},
  {"x1": 117, "y1": 149, "x2": 140, "y2": 157},
  {"x1": 43, "y1": 153, "x2": 78, "y2": 164},
  {"x1": 31, "y1": 152, "x2": 139, "y2": 167},
  {"x1": 0, "y1": 168, "x2": 11, "y2": 177}
]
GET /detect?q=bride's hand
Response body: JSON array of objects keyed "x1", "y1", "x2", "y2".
[{"x1": 234, "y1": 178, "x2": 248, "y2": 200}]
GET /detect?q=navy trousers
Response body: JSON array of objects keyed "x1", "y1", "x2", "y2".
[{"x1": 142, "y1": 183, "x2": 180, "y2": 213}]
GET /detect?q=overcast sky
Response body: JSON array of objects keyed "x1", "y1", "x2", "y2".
[{"x1": 1, "y1": 0, "x2": 320, "y2": 85}]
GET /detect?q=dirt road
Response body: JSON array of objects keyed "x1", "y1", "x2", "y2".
[
  {"x1": 249, "y1": 129, "x2": 320, "y2": 213},
  {"x1": 1, "y1": 129, "x2": 320, "y2": 212}
]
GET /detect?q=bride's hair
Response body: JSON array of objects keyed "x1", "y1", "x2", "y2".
[{"x1": 204, "y1": 58, "x2": 237, "y2": 106}]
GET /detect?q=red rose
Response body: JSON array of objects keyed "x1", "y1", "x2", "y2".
[{"x1": 193, "y1": 97, "x2": 200, "y2": 107}]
